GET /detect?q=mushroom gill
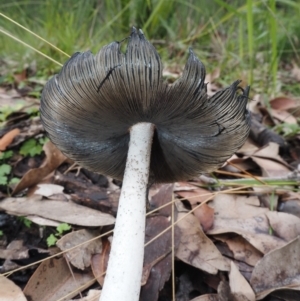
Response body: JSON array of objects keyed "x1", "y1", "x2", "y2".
[{"x1": 40, "y1": 28, "x2": 250, "y2": 183}]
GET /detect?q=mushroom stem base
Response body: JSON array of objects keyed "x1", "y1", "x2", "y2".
[{"x1": 100, "y1": 122, "x2": 155, "y2": 301}]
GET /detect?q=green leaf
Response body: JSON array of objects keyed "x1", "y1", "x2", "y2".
[
  {"x1": 18, "y1": 216, "x2": 32, "y2": 228},
  {"x1": 9, "y1": 177, "x2": 20, "y2": 184},
  {"x1": 0, "y1": 230, "x2": 3, "y2": 237},
  {"x1": 0, "y1": 106, "x2": 13, "y2": 122},
  {"x1": 38, "y1": 137, "x2": 49, "y2": 145},
  {"x1": 274, "y1": 123, "x2": 300, "y2": 138},
  {"x1": 47, "y1": 234, "x2": 58, "y2": 247},
  {"x1": 19, "y1": 138, "x2": 43, "y2": 157},
  {"x1": 26, "y1": 106, "x2": 40, "y2": 115},
  {"x1": 0, "y1": 103, "x2": 25, "y2": 122},
  {"x1": 0, "y1": 151, "x2": 13, "y2": 161},
  {"x1": 23, "y1": 218, "x2": 32, "y2": 228},
  {"x1": 0, "y1": 176, "x2": 8, "y2": 185},
  {"x1": 0, "y1": 164, "x2": 11, "y2": 177},
  {"x1": 56, "y1": 223, "x2": 71, "y2": 235}
]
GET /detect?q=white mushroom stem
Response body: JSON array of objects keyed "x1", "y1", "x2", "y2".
[{"x1": 100, "y1": 122, "x2": 155, "y2": 301}]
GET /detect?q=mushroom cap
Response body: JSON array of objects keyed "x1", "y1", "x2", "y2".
[{"x1": 40, "y1": 28, "x2": 250, "y2": 183}]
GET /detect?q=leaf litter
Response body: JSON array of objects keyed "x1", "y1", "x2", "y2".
[{"x1": 0, "y1": 79, "x2": 300, "y2": 301}]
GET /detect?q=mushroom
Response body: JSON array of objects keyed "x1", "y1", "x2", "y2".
[{"x1": 40, "y1": 27, "x2": 250, "y2": 301}]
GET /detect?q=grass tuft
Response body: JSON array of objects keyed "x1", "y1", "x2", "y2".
[{"x1": 0, "y1": 0, "x2": 299, "y2": 95}]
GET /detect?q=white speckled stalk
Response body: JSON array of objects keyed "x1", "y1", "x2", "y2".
[{"x1": 100, "y1": 122, "x2": 155, "y2": 301}]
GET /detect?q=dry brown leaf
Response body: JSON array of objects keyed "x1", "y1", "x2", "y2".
[
  {"x1": 12, "y1": 141, "x2": 67, "y2": 195},
  {"x1": 140, "y1": 188, "x2": 180, "y2": 301},
  {"x1": 141, "y1": 212, "x2": 181, "y2": 300},
  {"x1": 0, "y1": 128, "x2": 20, "y2": 151},
  {"x1": 23, "y1": 257, "x2": 95, "y2": 301},
  {"x1": 252, "y1": 142, "x2": 290, "y2": 167},
  {"x1": 234, "y1": 142, "x2": 292, "y2": 177},
  {"x1": 141, "y1": 215, "x2": 174, "y2": 285},
  {"x1": 207, "y1": 194, "x2": 285, "y2": 254},
  {"x1": 0, "y1": 240, "x2": 50, "y2": 275},
  {"x1": 217, "y1": 280, "x2": 232, "y2": 300},
  {"x1": 70, "y1": 290, "x2": 101, "y2": 301},
  {"x1": 0, "y1": 87, "x2": 21, "y2": 102},
  {"x1": 0, "y1": 276, "x2": 27, "y2": 301},
  {"x1": 13, "y1": 69, "x2": 27, "y2": 84},
  {"x1": 259, "y1": 193, "x2": 278, "y2": 209},
  {"x1": 174, "y1": 182, "x2": 199, "y2": 191},
  {"x1": 25, "y1": 215, "x2": 61, "y2": 227},
  {"x1": 210, "y1": 194, "x2": 268, "y2": 219},
  {"x1": 176, "y1": 187, "x2": 214, "y2": 205},
  {"x1": 149, "y1": 183, "x2": 173, "y2": 216},
  {"x1": 56, "y1": 229, "x2": 102, "y2": 270},
  {"x1": 281, "y1": 191, "x2": 300, "y2": 202},
  {"x1": 229, "y1": 261, "x2": 255, "y2": 301},
  {"x1": 231, "y1": 260, "x2": 254, "y2": 283},
  {"x1": 0, "y1": 240, "x2": 27, "y2": 261},
  {"x1": 251, "y1": 156, "x2": 291, "y2": 177},
  {"x1": 225, "y1": 156, "x2": 255, "y2": 173},
  {"x1": 190, "y1": 295, "x2": 219, "y2": 301},
  {"x1": 237, "y1": 140, "x2": 259, "y2": 156},
  {"x1": 215, "y1": 235, "x2": 262, "y2": 266},
  {"x1": 34, "y1": 184, "x2": 65, "y2": 197},
  {"x1": 250, "y1": 237, "x2": 300, "y2": 300},
  {"x1": 91, "y1": 239, "x2": 110, "y2": 286},
  {"x1": 248, "y1": 95, "x2": 262, "y2": 114},
  {"x1": 271, "y1": 109, "x2": 298, "y2": 124},
  {"x1": 266, "y1": 211, "x2": 300, "y2": 241},
  {"x1": 176, "y1": 186, "x2": 214, "y2": 231},
  {"x1": 279, "y1": 199, "x2": 300, "y2": 218},
  {"x1": 208, "y1": 215, "x2": 285, "y2": 254},
  {"x1": 176, "y1": 210, "x2": 229, "y2": 274},
  {"x1": 193, "y1": 203, "x2": 214, "y2": 232},
  {"x1": 270, "y1": 97, "x2": 298, "y2": 111},
  {"x1": 9, "y1": 117, "x2": 44, "y2": 148},
  {"x1": 0, "y1": 195, "x2": 115, "y2": 226}
]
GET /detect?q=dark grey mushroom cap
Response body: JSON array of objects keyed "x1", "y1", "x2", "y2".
[{"x1": 40, "y1": 28, "x2": 250, "y2": 183}]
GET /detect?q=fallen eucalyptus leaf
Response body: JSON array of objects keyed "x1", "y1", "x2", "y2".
[
  {"x1": 176, "y1": 211, "x2": 229, "y2": 274},
  {"x1": 57, "y1": 229, "x2": 102, "y2": 270},
  {"x1": 0, "y1": 195, "x2": 115, "y2": 226},
  {"x1": 0, "y1": 275, "x2": 28, "y2": 301},
  {"x1": 250, "y1": 236, "x2": 300, "y2": 299},
  {"x1": 229, "y1": 261, "x2": 255, "y2": 301}
]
